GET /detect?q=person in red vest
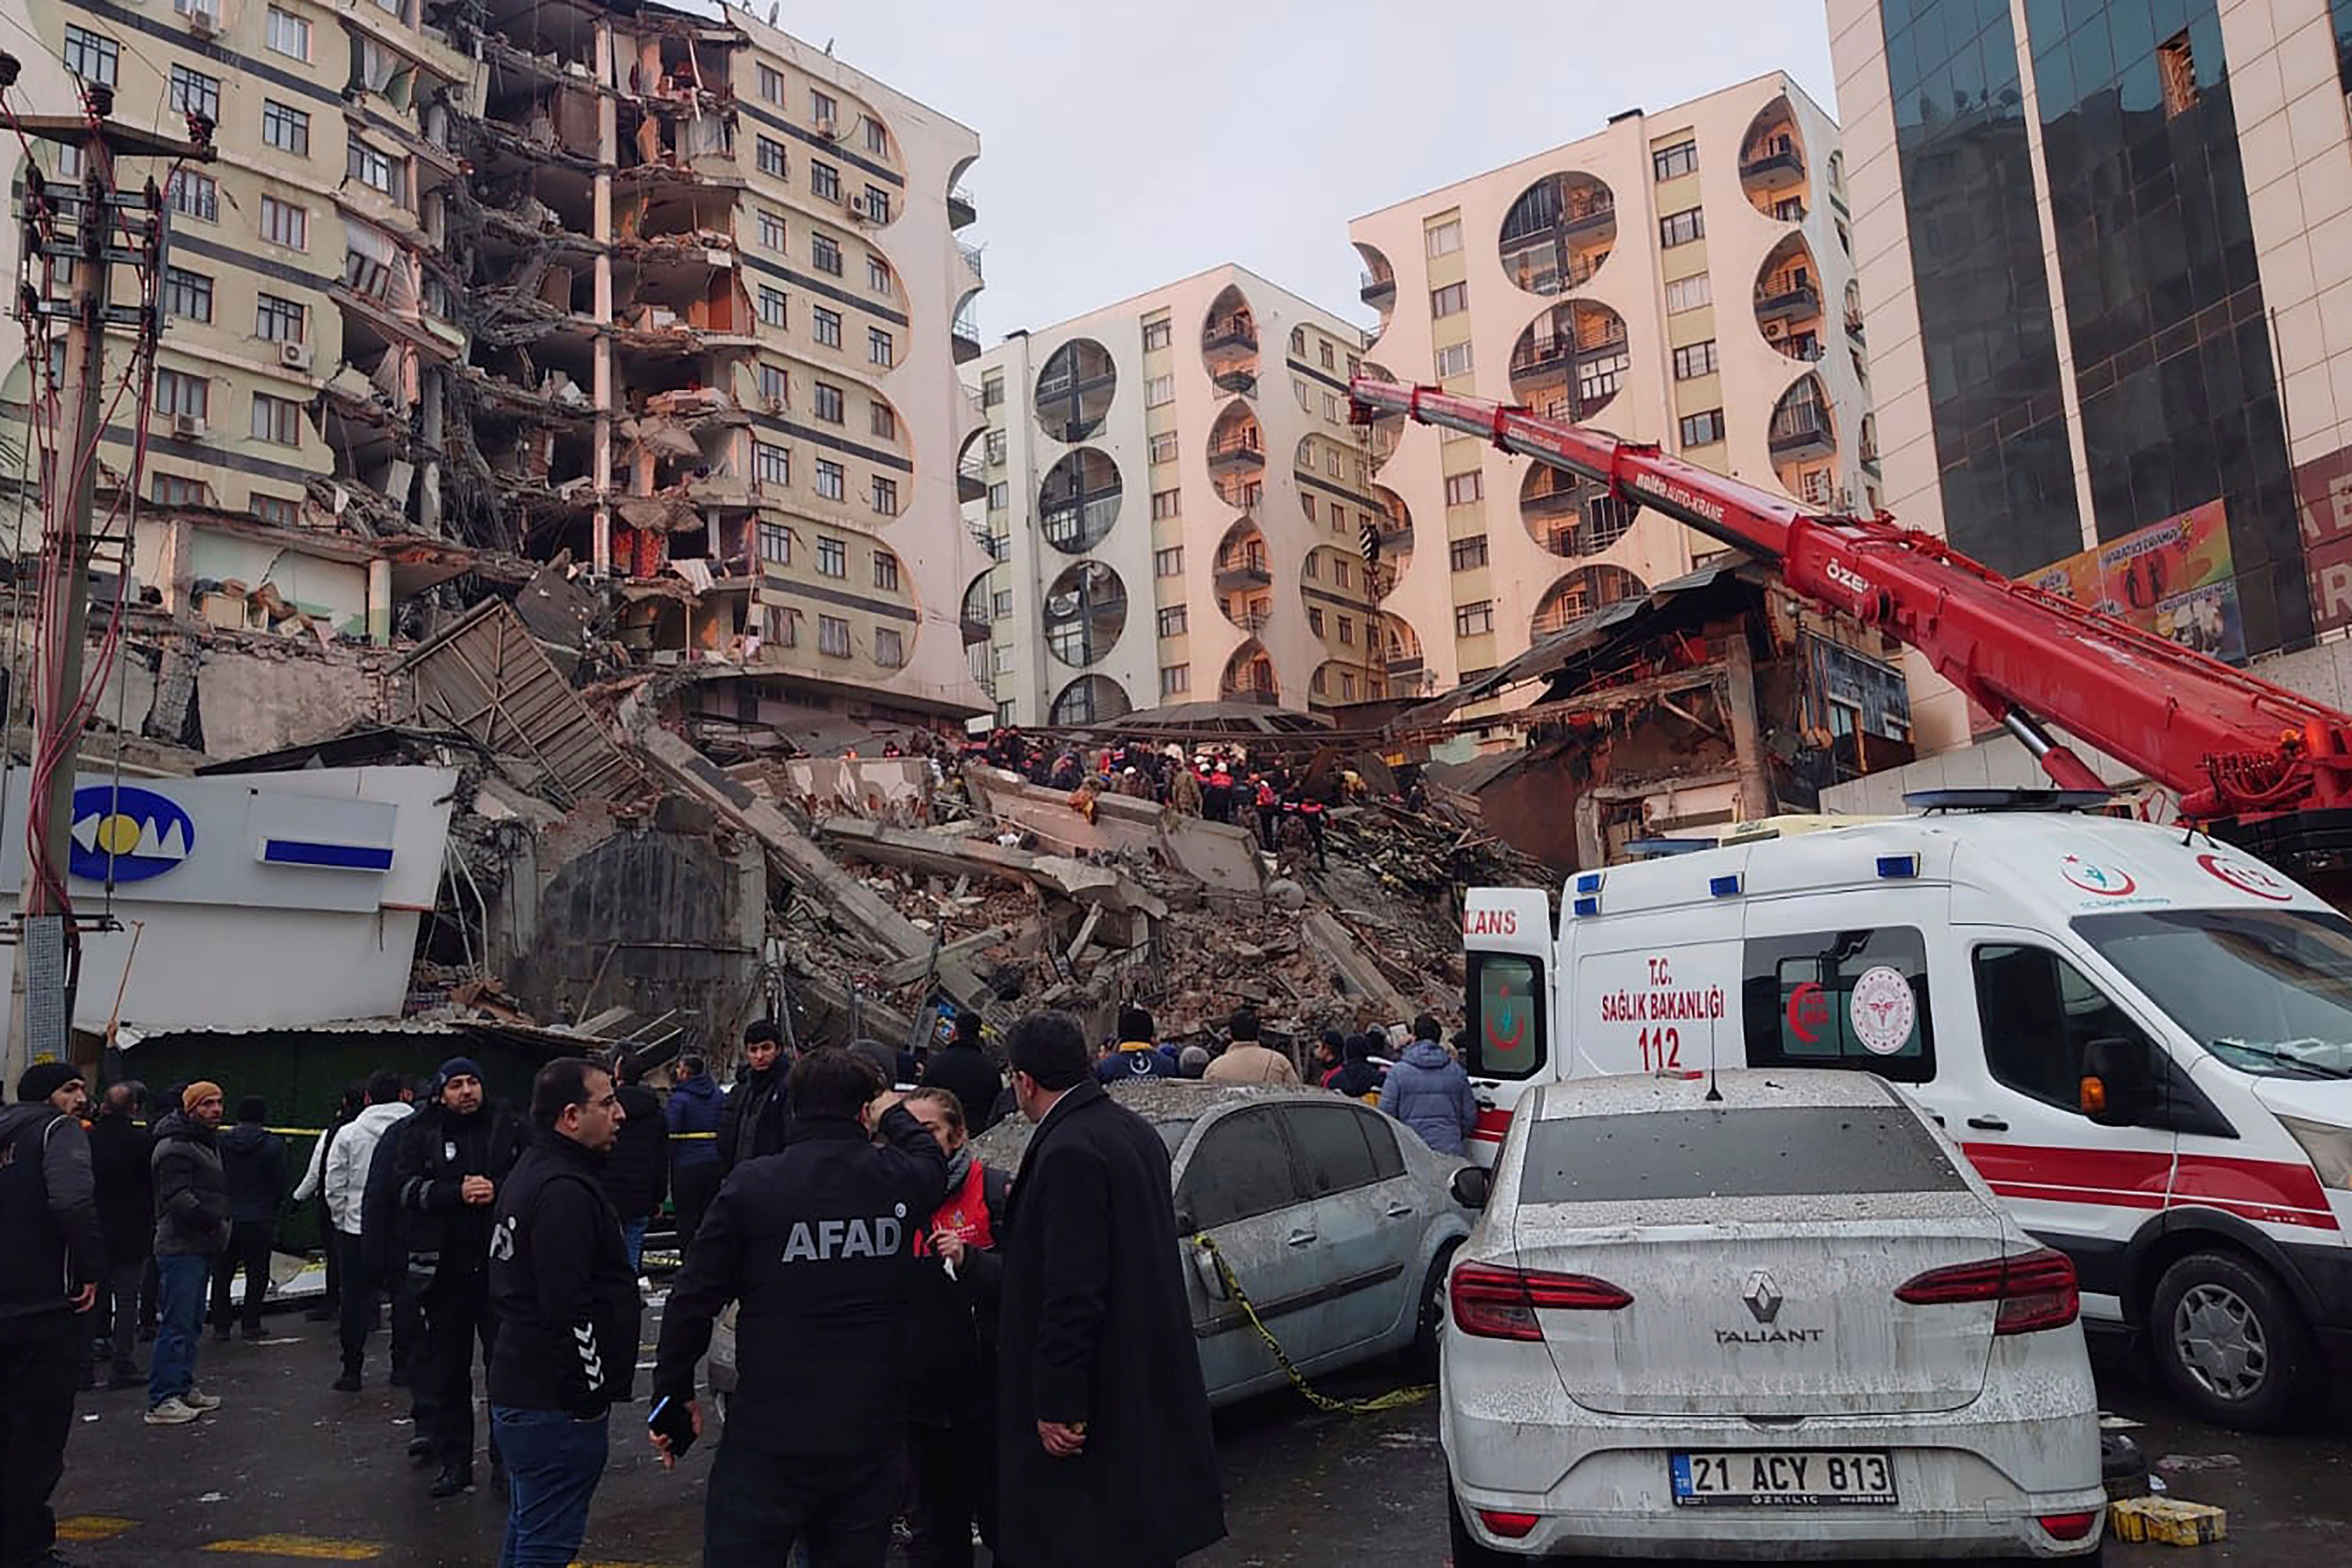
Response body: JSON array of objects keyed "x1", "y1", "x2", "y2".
[
  {"x1": 1202, "y1": 759, "x2": 1234, "y2": 825},
  {"x1": 902, "y1": 1089, "x2": 1011, "y2": 1568}
]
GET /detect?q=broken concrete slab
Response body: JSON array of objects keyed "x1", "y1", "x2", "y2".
[
  {"x1": 401, "y1": 600, "x2": 644, "y2": 805},
  {"x1": 1301, "y1": 909, "x2": 1416, "y2": 1023},
  {"x1": 961, "y1": 765, "x2": 1263, "y2": 900},
  {"x1": 817, "y1": 817, "x2": 1170, "y2": 922}
]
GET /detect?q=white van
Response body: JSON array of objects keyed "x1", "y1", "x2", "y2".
[{"x1": 1460, "y1": 806, "x2": 2352, "y2": 1431}]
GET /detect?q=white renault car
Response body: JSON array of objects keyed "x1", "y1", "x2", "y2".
[{"x1": 1443, "y1": 1069, "x2": 2106, "y2": 1564}]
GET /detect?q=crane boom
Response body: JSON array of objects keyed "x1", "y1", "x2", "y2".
[{"x1": 1351, "y1": 378, "x2": 2352, "y2": 836}]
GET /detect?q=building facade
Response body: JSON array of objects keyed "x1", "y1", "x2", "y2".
[
  {"x1": 4, "y1": 0, "x2": 986, "y2": 722},
  {"x1": 1830, "y1": 0, "x2": 2352, "y2": 750},
  {"x1": 963, "y1": 267, "x2": 1386, "y2": 726},
  {"x1": 1347, "y1": 74, "x2": 1876, "y2": 703}
]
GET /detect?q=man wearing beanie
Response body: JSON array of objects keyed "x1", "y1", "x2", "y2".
[
  {"x1": 148, "y1": 1080, "x2": 229, "y2": 1425},
  {"x1": 210, "y1": 1097, "x2": 286, "y2": 1342},
  {"x1": 390, "y1": 1056, "x2": 528, "y2": 1497},
  {"x1": 0, "y1": 1063, "x2": 104, "y2": 1568}
]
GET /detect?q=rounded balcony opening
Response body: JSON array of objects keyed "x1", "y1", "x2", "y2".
[
  {"x1": 1380, "y1": 613, "x2": 1430, "y2": 696},
  {"x1": 1755, "y1": 234, "x2": 1826, "y2": 363},
  {"x1": 1049, "y1": 674, "x2": 1132, "y2": 726},
  {"x1": 1367, "y1": 485, "x2": 1413, "y2": 589},
  {"x1": 1216, "y1": 519, "x2": 1274, "y2": 634},
  {"x1": 1038, "y1": 448, "x2": 1122, "y2": 554},
  {"x1": 1520, "y1": 465, "x2": 1640, "y2": 557},
  {"x1": 1298, "y1": 547, "x2": 1371, "y2": 644},
  {"x1": 959, "y1": 571, "x2": 992, "y2": 646},
  {"x1": 1207, "y1": 401, "x2": 1266, "y2": 510},
  {"x1": 1499, "y1": 171, "x2": 1617, "y2": 296},
  {"x1": 1769, "y1": 372, "x2": 1839, "y2": 509},
  {"x1": 1200, "y1": 284, "x2": 1259, "y2": 398},
  {"x1": 1309, "y1": 660, "x2": 1385, "y2": 707},
  {"x1": 1739, "y1": 95, "x2": 1810, "y2": 222},
  {"x1": 1041, "y1": 560, "x2": 1128, "y2": 669},
  {"x1": 1354, "y1": 242, "x2": 1397, "y2": 333},
  {"x1": 1033, "y1": 338, "x2": 1116, "y2": 443},
  {"x1": 1508, "y1": 300, "x2": 1629, "y2": 423},
  {"x1": 1220, "y1": 642, "x2": 1279, "y2": 707},
  {"x1": 1360, "y1": 362, "x2": 1405, "y2": 469},
  {"x1": 1532, "y1": 565, "x2": 1646, "y2": 641}
]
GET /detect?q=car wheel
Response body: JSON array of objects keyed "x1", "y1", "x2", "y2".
[
  {"x1": 1407, "y1": 1240, "x2": 1461, "y2": 1376},
  {"x1": 1446, "y1": 1479, "x2": 1521, "y2": 1568},
  {"x1": 2147, "y1": 1249, "x2": 2319, "y2": 1432}
]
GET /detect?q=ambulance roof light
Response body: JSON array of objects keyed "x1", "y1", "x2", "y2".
[
  {"x1": 1572, "y1": 896, "x2": 1600, "y2": 917},
  {"x1": 1904, "y1": 788, "x2": 2116, "y2": 813},
  {"x1": 1877, "y1": 854, "x2": 1921, "y2": 879},
  {"x1": 1709, "y1": 874, "x2": 1743, "y2": 898}
]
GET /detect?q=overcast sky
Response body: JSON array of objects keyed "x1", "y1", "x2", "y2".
[{"x1": 764, "y1": 0, "x2": 1839, "y2": 340}]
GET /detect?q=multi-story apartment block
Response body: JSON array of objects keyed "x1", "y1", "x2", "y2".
[
  {"x1": 4, "y1": 0, "x2": 985, "y2": 722},
  {"x1": 1348, "y1": 74, "x2": 1875, "y2": 701},
  {"x1": 963, "y1": 267, "x2": 1387, "y2": 726}
]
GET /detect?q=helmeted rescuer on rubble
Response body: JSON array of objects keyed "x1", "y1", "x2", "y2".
[{"x1": 651, "y1": 1047, "x2": 948, "y2": 1568}]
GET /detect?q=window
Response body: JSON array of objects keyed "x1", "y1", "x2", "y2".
[
  {"x1": 1286, "y1": 1104, "x2": 1385, "y2": 1197},
  {"x1": 868, "y1": 327, "x2": 894, "y2": 367},
  {"x1": 1659, "y1": 207, "x2": 1705, "y2": 247},
  {"x1": 263, "y1": 101, "x2": 310, "y2": 157},
  {"x1": 63, "y1": 26, "x2": 119, "y2": 86},
  {"x1": 987, "y1": 481, "x2": 1008, "y2": 510},
  {"x1": 1425, "y1": 219, "x2": 1462, "y2": 258},
  {"x1": 347, "y1": 137, "x2": 400, "y2": 198},
  {"x1": 816, "y1": 535, "x2": 847, "y2": 577},
  {"x1": 1308, "y1": 606, "x2": 1326, "y2": 637},
  {"x1": 810, "y1": 88, "x2": 837, "y2": 125},
  {"x1": 1178, "y1": 1109, "x2": 1300, "y2": 1230},
  {"x1": 151, "y1": 472, "x2": 209, "y2": 508},
  {"x1": 874, "y1": 627, "x2": 904, "y2": 668},
  {"x1": 810, "y1": 161, "x2": 840, "y2": 202},
  {"x1": 1148, "y1": 430, "x2": 1178, "y2": 464},
  {"x1": 165, "y1": 267, "x2": 214, "y2": 323},
  {"x1": 1319, "y1": 341, "x2": 1337, "y2": 371},
  {"x1": 1151, "y1": 488, "x2": 1181, "y2": 521},
  {"x1": 155, "y1": 368, "x2": 209, "y2": 420},
  {"x1": 818, "y1": 614, "x2": 851, "y2": 657},
  {"x1": 1427, "y1": 280, "x2": 1470, "y2": 319},
  {"x1": 866, "y1": 254, "x2": 891, "y2": 293},
  {"x1": 255, "y1": 294, "x2": 305, "y2": 343},
  {"x1": 815, "y1": 459, "x2": 845, "y2": 501},
  {"x1": 1333, "y1": 559, "x2": 1352, "y2": 589},
  {"x1": 759, "y1": 287, "x2": 788, "y2": 328},
  {"x1": 1337, "y1": 614, "x2": 1355, "y2": 645},
  {"x1": 1974, "y1": 945, "x2": 2160, "y2": 1114},
  {"x1": 1653, "y1": 138, "x2": 1698, "y2": 181},
  {"x1": 1745, "y1": 926, "x2": 1934, "y2": 1081},
  {"x1": 251, "y1": 493, "x2": 299, "y2": 526},
  {"x1": 1340, "y1": 672, "x2": 1357, "y2": 700},
  {"x1": 813, "y1": 307, "x2": 842, "y2": 348},
  {"x1": 757, "y1": 64, "x2": 786, "y2": 104},
  {"x1": 864, "y1": 118, "x2": 890, "y2": 158},
  {"x1": 1433, "y1": 342, "x2": 1474, "y2": 379},
  {"x1": 1145, "y1": 375, "x2": 1174, "y2": 407},
  {"x1": 863, "y1": 186, "x2": 891, "y2": 223},
  {"x1": 758, "y1": 518, "x2": 792, "y2": 562},
  {"x1": 1323, "y1": 391, "x2": 1341, "y2": 422},
  {"x1": 1467, "y1": 951, "x2": 1546, "y2": 1079},
  {"x1": 1448, "y1": 535, "x2": 1489, "y2": 572},
  {"x1": 2159, "y1": 30, "x2": 2200, "y2": 118},
  {"x1": 755, "y1": 443, "x2": 790, "y2": 488},
  {"x1": 756, "y1": 210, "x2": 787, "y2": 251},
  {"x1": 1522, "y1": 1107, "x2": 1963, "y2": 1205},
  {"x1": 1443, "y1": 471, "x2": 1482, "y2": 507},
  {"x1": 1665, "y1": 274, "x2": 1712, "y2": 314},
  {"x1": 995, "y1": 700, "x2": 1017, "y2": 727},
  {"x1": 813, "y1": 382, "x2": 845, "y2": 423},
  {"x1": 758, "y1": 364, "x2": 788, "y2": 406},
  {"x1": 251, "y1": 391, "x2": 302, "y2": 447},
  {"x1": 810, "y1": 231, "x2": 842, "y2": 274},
  {"x1": 265, "y1": 6, "x2": 311, "y2": 60},
  {"x1": 756, "y1": 137, "x2": 787, "y2": 178},
  {"x1": 1160, "y1": 664, "x2": 1190, "y2": 697},
  {"x1": 260, "y1": 196, "x2": 308, "y2": 250},
  {"x1": 1679, "y1": 408, "x2": 1727, "y2": 446},
  {"x1": 169, "y1": 170, "x2": 219, "y2": 223},
  {"x1": 869, "y1": 401, "x2": 896, "y2": 440},
  {"x1": 1672, "y1": 340, "x2": 1719, "y2": 381},
  {"x1": 871, "y1": 476, "x2": 898, "y2": 516},
  {"x1": 170, "y1": 64, "x2": 221, "y2": 121},
  {"x1": 1325, "y1": 448, "x2": 1343, "y2": 478},
  {"x1": 1157, "y1": 605, "x2": 1187, "y2": 637},
  {"x1": 764, "y1": 606, "x2": 801, "y2": 647},
  {"x1": 985, "y1": 430, "x2": 1008, "y2": 465},
  {"x1": 991, "y1": 645, "x2": 1015, "y2": 674},
  {"x1": 991, "y1": 590, "x2": 1012, "y2": 619},
  {"x1": 982, "y1": 377, "x2": 1004, "y2": 408},
  {"x1": 1302, "y1": 550, "x2": 1321, "y2": 581},
  {"x1": 1142, "y1": 319, "x2": 1172, "y2": 351},
  {"x1": 1454, "y1": 600, "x2": 1494, "y2": 637},
  {"x1": 1154, "y1": 546, "x2": 1184, "y2": 577}
]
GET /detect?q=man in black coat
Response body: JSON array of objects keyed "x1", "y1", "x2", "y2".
[
  {"x1": 87, "y1": 1081, "x2": 152, "y2": 1388},
  {"x1": 918, "y1": 1009, "x2": 1002, "y2": 1134},
  {"x1": 714, "y1": 1019, "x2": 786, "y2": 1173},
  {"x1": 600, "y1": 1053, "x2": 667, "y2": 1275},
  {"x1": 993, "y1": 1012, "x2": 1224, "y2": 1568},
  {"x1": 210, "y1": 1096, "x2": 285, "y2": 1341}
]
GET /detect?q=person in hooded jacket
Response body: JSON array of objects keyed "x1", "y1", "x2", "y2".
[
  {"x1": 1093, "y1": 1005, "x2": 1176, "y2": 1084},
  {"x1": 919, "y1": 1009, "x2": 1003, "y2": 1135},
  {"x1": 87, "y1": 1080, "x2": 152, "y2": 1389},
  {"x1": 209, "y1": 1097, "x2": 285, "y2": 1341},
  {"x1": 1377, "y1": 1016, "x2": 1479, "y2": 1156},
  {"x1": 601, "y1": 1053, "x2": 667, "y2": 1276},
  {"x1": 663, "y1": 1055, "x2": 724, "y2": 1249},
  {"x1": 147, "y1": 1081, "x2": 230, "y2": 1424},
  {"x1": 1329, "y1": 1034, "x2": 1386, "y2": 1103}
]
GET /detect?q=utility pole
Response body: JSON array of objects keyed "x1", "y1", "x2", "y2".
[{"x1": 2, "y1": 61, "x2": 211, "y2": 1082}]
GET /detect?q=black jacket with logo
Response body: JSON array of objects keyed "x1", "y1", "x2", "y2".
[
  {"x1": 486, "y1": 1131, "x2": 640, "y2": 1417},
  {"x1": 0, "y1": 1104, "x2": 105, "y2": 1318},
  {"x1": 391, "y1": 1100, "x2": 529, "y2": 1291},
  {"x1": 653, "y1": 1106, "x2": 947, "y2": 1457}
]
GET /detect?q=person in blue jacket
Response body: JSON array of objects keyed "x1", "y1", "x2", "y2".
[
  {"x1": 1377, "y1": 1014, "x2": 1479, "y2": 1156},
  {"x1": 663, "y1": 1056, "x2": 725, "y2": 1249}
]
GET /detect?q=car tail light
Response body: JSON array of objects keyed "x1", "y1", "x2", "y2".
[
  {"x1": 1449, "y1": 1260, "x2": 1632, "y2": 1340},
  {"x1": 2037, "y1": 1511, "x2": 2099, "y2": 1542},
  {"x1": 1895, "y1": 1246, "x2": 2079, "y2": 1335},
  {"x1": 1477, "y1": 1510, "x2": 1540, "y2": 1539}
]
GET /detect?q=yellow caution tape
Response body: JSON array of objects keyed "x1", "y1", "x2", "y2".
[{"x1": 1189, "y1": 1232, "x2": 1431, "y2": 1415}]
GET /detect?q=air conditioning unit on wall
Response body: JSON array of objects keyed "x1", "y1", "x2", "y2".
[{"x1": 279, "y1": 341, "x2": 314, "y2": 371}]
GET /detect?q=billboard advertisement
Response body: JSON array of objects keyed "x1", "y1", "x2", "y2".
[{"x1": 2025, "y1": 498, "x2": 2243, "y2": 665}]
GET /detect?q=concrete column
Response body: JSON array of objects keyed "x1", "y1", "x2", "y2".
[
  {"x1": 367, "y1": 558, "x2": 394, "y2": 645},
  {"x1": 1721, "y1": 629, "x2": 1771, "y2": 821},
  {"x1": 592, "y1": 19, "x2": 619, "y2": 577}
]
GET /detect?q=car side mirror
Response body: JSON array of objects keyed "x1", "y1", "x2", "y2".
[
  {"x1": 1449, "y1": 1165, "x2": 1490, "y2": 1211},
  {"x1": 2082, "y1": 1036, "x2": 2156, "y2": 1126}
]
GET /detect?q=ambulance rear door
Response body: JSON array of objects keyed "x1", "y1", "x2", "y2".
[{"x1": 1461, "y1": 887, "x2": 1556, "y2": 1167}]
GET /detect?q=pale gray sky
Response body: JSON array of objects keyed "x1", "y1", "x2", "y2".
[{"x1": 767, "y1": 0, "x2": 1838, "y2": 339}]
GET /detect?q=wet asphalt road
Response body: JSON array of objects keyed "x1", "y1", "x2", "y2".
[{"x1": 47, "y1": 1306, "x2": 2352, "y2": 1566}]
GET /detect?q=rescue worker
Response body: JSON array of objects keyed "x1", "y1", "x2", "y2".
[
  {"x1": 1298, "y1": 793, "x2": 1329, "y2": 870},
  {"x1": 1203, "y1": 760, "x2": 1233, "y2": 825},
  {"x1": 1093, "y1": 1005, "x2": 1175, "y2": 1083},
  {"x1": 650, "y1": 1048, "x2": 948, "y2": 1568},
  {"x1": 1167, "y1": 764, "x2": 1202, "y2": 818},
  {"x1": 1252, "y1": 776, "x2": 1280, "y2": 849}
]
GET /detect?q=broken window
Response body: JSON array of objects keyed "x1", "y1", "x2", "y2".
[
  {"x1": 250, "y1": 493, "x2": 298, "y2": 526},
  {"x1": 342, "y1": 218, "x2": 415, "y2": 310},
  {"x1": 2159, "y1": 30, "x2": 2199, "y2": 117},
  {"x1": 818, "y1": 614, "x2": 851, "y2": 657}
]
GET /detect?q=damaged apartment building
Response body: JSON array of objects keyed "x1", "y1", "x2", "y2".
[{"x1": 4, "y1": 0, "x2": 989, "y2": 755}]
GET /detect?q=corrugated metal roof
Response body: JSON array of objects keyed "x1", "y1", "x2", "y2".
[{"x1": 113, "y1": 1015, "x2": 620, "y2": 1056}]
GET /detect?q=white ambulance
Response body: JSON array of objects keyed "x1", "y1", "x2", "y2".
[{"x1": 1459, "y1": 804, "x2": 2352, "y2": 1431}]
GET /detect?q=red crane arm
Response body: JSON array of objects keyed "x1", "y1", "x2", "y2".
[{"x1": 1351, "y1": 379, "x2": 2352, "y2": 820}]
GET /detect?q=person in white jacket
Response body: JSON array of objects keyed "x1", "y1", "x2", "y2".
[{"x1": 324, "y1": 1072, "x2": 413, "y2": 1393}]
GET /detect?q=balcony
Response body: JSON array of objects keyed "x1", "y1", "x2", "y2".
[
  {"x1": 1385, "y1": 653, "x2": 1424, "y2": 678},
  {"x1": 958, "y1": 241, "x2": 984, "y2": 283},
  {"x1": 1207, "y1": 436, "x2": 1266, "y2": 473},
  {"x1": 1221, "y1": 683, "x2": 1279, "y2": 707},
  {"x1": 1755, "y1": 281, "x2": 1821, "y2": 327},
  {"x1": 958, "y1": 454, "x2": 985, "y2": 503},
  {"x1": 1522, "y1": 475, "x2": 1585, "y2": 520},
  {"x1": 947, "y1": 184, "x2": 977, "y2": 229},
  {"x1": 1769, "y1": 406, "x2": 1834, "y2": 459},
  {"x1": 1231, "y1": 609, "x2": 1271, "y2": 634},
  {"x1": 1359, "y1": 269, "x2": 1395, "y2": 306},
  {"x1": 952, "y1": 310, "x2": 981, "y2": 365},
  {"x1": 1845, "y1": 308, "x2": 1866, "y2": 342},
  {"x1": 1202, "y1": 317, "x2": 1259, "y2": 356},
  {"x1": 1212, "y1": 366, "x2": 1257, "y2": 397},
  {"x1": 1740, "y1": 143, "x2": 1806, "y2": 188},
  {"x1": 1215, "y1": 551, "x2": 1273, "y2": 591},
  {"x1": 960, "y1": 612, "x2": 989, "y2": 645}
]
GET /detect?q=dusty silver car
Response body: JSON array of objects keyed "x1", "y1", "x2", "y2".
[{"x1": 709, "y1": 1080, "x2": 1476, "y2": 1408}]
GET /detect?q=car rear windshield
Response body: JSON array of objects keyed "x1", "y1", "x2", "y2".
[{"x1": 1520, "y1": 1105, "x2": 1968, "y2": 1204}]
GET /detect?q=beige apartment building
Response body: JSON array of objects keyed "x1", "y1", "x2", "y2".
[
  {"x1": 1348, "y1": 73, "x2": 1876, "y2": 702},
  {"x1": 963, "y1": 267, "x2": 1385, "y2": 727},
  {"x1": 4, "y1": 0, "x2": 987, "y2": 722}
]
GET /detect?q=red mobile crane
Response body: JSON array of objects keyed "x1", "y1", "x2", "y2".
[{"x1": 1350, "y1": 379, "x2": 2352, "y2": 871}]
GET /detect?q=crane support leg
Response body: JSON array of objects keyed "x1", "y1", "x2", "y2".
[{"x1": 2001, "y1": 708, "x2": 2108, "y2": 794}]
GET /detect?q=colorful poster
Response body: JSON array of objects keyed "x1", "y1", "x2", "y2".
[
  {"x1": 2026, "y1": 499, "x2": 2244, "y2": 665},
  {"x1": 2296, "y1": 444, "x2": 2352, "y2": 636}
]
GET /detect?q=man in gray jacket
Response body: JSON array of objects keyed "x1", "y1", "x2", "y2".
[
  {"x1": 148, "y1": 1080, "x2": 230, "y2": 1425},
  {"x1": 0, "y1": 1061, "x2": 104, "y2": 1568}
]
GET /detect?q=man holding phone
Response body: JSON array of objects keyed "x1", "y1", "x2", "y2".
[{"x1": 650, "y1": 1047, "x2": 947, "y2": 1568}]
